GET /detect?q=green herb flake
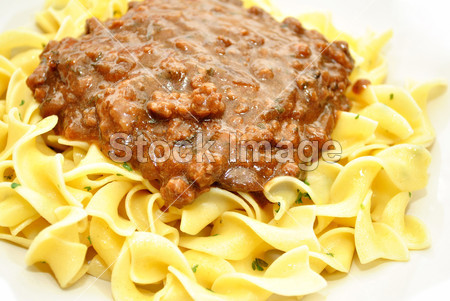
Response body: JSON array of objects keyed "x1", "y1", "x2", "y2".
[
  {"x1": 87, "y1": 236, "x2": 92, "y2": 245},
  {"x1": 20, "y1": 100, "x2": 25, "y2": 106},
  {"x1": 360, "y1": 203, "x2": 365, "y2": 210},
  {"x1": 40, "y1": 261, "x2": 46, "y2": 264},
  {"x1": 390, "y1": 93, "x2": 394, "y2": 100},
  {"x1": 303, "y1": 179, "x2": 310, "y2": 186},
  {"x1": 251, "y1": 258, "x2": 268, "y2": 271},
  {"x1": 295, "y1": 190, "x2": 311, "y2": 204},
  {"x1": 355, "y1": 114, "x2": 360, "y2": 120},
  {"x1": 295, "y1": 191, "x2": 303, "y2": 204},
  {"x1": 211, "y1": 233, "x2": 219, "y2": 236},
  {"x1": 275, "y1": 202, "x2": 281, "y2": 213},
  {"x1": 409, "y1": 192, "x2": 412, "y2": 198},
  {"x1": 325, "y1": 252, "x2": 335, "y2": 257},
  {"x1": 122, "y1": 162, "x2": 133, "y2": 172},
  {"x1": 10, "y1": 183, "x2": 21, "y2": 189},
  {"x1": 116, "y1": 173, "x2": 123, "y2": 177},
  {"x1": 41, "y1": 43, "x2": 46, "y2": 48},
  {"x1": 84, "y1": 186, "x2": 92, "y2": 192},
  {"x1": 191, "y1": 264, "x2": 199, "y2": 273}
]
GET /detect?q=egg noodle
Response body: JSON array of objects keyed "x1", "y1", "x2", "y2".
[{"x1": 0, "y1": 0, "x2": 446, "y2": 300}]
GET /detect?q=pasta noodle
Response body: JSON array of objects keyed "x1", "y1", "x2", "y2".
[{"x1": 0, "y1": 0, "x2": 446, "y2": 300}]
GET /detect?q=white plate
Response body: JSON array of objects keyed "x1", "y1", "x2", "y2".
[{"x1": 0, "y1": 0, "x2": 449, "y2": 300}]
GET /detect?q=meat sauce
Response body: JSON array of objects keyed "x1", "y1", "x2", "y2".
[
  {"x1": 27, "y1": 0, "x2": 354, "y2": 206},
  {"x1": 352, "y1": 79, "x2": 371, "y2": 94}
]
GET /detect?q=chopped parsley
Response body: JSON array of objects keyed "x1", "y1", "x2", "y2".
[
  {"x1": 191, "y1": 264, "x2": 199, "y2": 273},
  {"x1": 116, "y1": 173, "x2": 123, "y2": 177},
  {"x1": 360, "y1": 203, "x2": 365, "y2": 210},
  {"x1": 41, "y1": 43, "x2": 46, "y2": 48},
  {"x1": 19, "y1": 100, "x2": 25, "y2": 106},
  {"x1": 40, "y1": 261, "x2": 46, "y2": 264},
  {"x1": 303, "y1": 179, "x2": 310, "y2": 186},
  {"x1": 122, "y1": 162, "x2": 133, "y2": 171},
  {"x1": 295, "y1": 190, "x2": 310, "y2": 204},
  {"x1": 409, "y1": 192, "x2": 412, "y2": 198},
  {"x1": 390, "y1": 93, "x2": 394, "y2": 100},
  {"x1": 87, "y1": 236, "x2": 92, "y2": 245},
  {"x1": 251, "y1": 258, "x2": 268, "y2": 271},
  {"x1": 355, "y1": 114, "x2": 360, "y2": 120},
  {"x1": 10, "y1": 183, "x2": 21, "y2": 189},
  {"x1": 325, "y1": 252, "x2": 335, "y2": 257},
  {"x1": 84, "y1": 186, "x2": 92, "y2": 192},
  {"x1": 211, "y1": 233, "x2": 219, "y2": 236},
  {"x1": 295, "y1": 191, "x2": 303, "y2": 204},
  {"x1": 275, "y1": 202, "x2": 281, "y2": 213}
]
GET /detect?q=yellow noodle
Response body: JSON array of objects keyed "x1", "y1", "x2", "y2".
[{"x1": 0, "y1": 0, "x2": 445, "y2": 300}]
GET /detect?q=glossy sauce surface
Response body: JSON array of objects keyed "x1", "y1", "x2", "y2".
[{"x1": 27, "y1": 0, "x2": 354, "y2": 206}]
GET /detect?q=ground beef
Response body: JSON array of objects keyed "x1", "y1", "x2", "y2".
[{"x1": 27, "y1": 0, "x2": 353, "y2": 207}]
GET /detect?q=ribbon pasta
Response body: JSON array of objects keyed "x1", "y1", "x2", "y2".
[{"x1": 0, "y1": 0, "x2": 446, "y2": 300}]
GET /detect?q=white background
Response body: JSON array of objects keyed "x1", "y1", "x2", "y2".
[{"x1": 0, "y1": 0, "x2": 449, "y2": 300}]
